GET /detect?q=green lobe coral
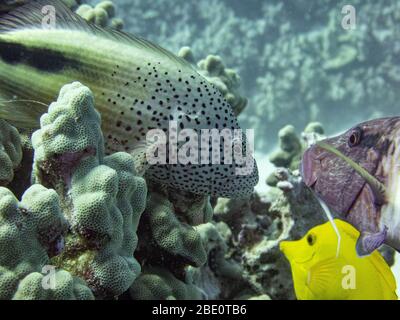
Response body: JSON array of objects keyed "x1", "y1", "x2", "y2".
[
  {"x1": 0, "y1": 185, "x2": 93, "y2": 300},
  {"x1": 129, "y1": 267, "x2": 203, "y2": 300},
  {"x1": 31, "y1": 82, "x2": 147, "y2": 297},
  {"x1": 0, "y1": 120, "x2": 22, "y2": 186},
  {"x1": 143, "y1": 191, "x2": 207, "y2": 268}
]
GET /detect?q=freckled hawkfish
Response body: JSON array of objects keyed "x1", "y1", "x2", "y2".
[{"x1": 0, "y1": 0, "x2": 258, "y2": 198}]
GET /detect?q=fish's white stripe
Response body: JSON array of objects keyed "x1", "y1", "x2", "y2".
[{"x1": 318, "y1": 198, "x2": 341, "y2": 258}]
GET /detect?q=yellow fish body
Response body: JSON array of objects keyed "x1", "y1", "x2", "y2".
[{"x1": 280, "y1": 219, "x2": 397, "y2": 300}]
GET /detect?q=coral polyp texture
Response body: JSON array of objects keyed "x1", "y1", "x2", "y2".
[
  {"x1": 135, "y1": 187, "x2": 213, "y2": 281},
  {"x1": 0, "y1": 120, "x2": 22, "y2": 186},
  {"x1": 32, "y1": 83, "x2": 147, "y2": 296},
  {"x1": 129, "y1": 267, "x2": 203, "y2": 300},
  {"x1": 0, "y1": 185, "x2": 94, "y2": 300},
  {"x1": 144, "y1": 192, "x2": 207, "y2": 267},
  {"x1": 31, "y1": 82, "x2": 147, "y2": 298}
]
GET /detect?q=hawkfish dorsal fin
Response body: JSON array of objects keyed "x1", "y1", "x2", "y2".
[
  {"x1": 0, "y1": 0, "x2": 195, "y2": 70},
  {"x1": 0, "y1": 0, "x2": 83, "y2": 33},
  {"x1": 0, "y1": 96, "x2": 46, "y2": 128},
  {"x1": 356, "y1": 226, "x2": 388, "y2": 257}
]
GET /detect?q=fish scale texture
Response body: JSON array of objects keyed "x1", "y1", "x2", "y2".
[
  {"x1": 31, "y1": 82, "x2": 147, "y2": 297},
  {"x1": 0, "y1": 120, "x2": 22, "y2": 186},
  {"x1": 0, "y1": 184, "x2": 94, "y2": 300}
]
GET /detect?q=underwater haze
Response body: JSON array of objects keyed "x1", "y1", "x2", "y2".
[{"x1": 0, "y1": 0, "x2": 399, "y2": 301}]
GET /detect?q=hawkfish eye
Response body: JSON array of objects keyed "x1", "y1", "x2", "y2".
[
  {"x1": 307, "y1": 233, "x2": 316, "y2": 246},
  {"x1": 348, "y1": 127, "x2": 363, "y2": 147}
]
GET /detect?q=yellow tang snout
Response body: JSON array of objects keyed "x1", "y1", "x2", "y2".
[{"x1": 280, "y1": 234, "x2": 317, "y2": 265}]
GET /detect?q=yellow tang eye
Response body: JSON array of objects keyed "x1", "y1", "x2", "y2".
[{"x1": 307, "y1": 233, "x2": 317, "y2": 246}]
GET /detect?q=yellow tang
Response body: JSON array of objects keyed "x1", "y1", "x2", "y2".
[{"x1": 280, "y1": 219, "x2": 397, "y2": 300}]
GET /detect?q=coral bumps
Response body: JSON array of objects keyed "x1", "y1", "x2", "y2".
[
  {"x1": 0, "y1": 82, "x2": 147, "y2": 299},
  {"x1": 0, "y1": 120, "x2": 22, "y2": 186},
  {"x1": 31, "y1": 82, "x2": 147, "y2": 297},
  {"x1": 130, "y1": 267, "x2": 203, "y2": 300},
  {"x1": 144, "y1": 192, "x2": 208, "y2": 267},
  {"x1": 0, "y1": 185, "x2": 93, "y2": 299}
]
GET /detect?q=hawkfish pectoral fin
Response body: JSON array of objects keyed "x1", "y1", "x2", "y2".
[
  {"x1": 0, "y1": 96, "x2": 45, "y2": 128},
  {"x1": 130, "y1": 138, "x2": 167, "y2": 177},
  {"x1": 130, "y1": 142, "x2": 151, "y2": 177},
  {"x1": 356, "y1": 226, "x2": 388, "y2": 257}
]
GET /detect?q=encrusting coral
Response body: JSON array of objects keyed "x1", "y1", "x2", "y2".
[
  {"x1": 3, "y1": 0, "x2": 398, "y2": 301},
  {"x1": 129, "y1": 266, "x2": 203, "y2": 300},
  {"x1": 134, "y1": 186, "x2": 213, "y2": 291},
  {"x1": 30, "y1": 82, "x2": 147, "y2": 298},
  {"x1": 0, "y1": 81, "x2": 150, "y2": 300},
  {"x1": 0, "y1": 120, "x2": 22, "y2": 186},
  {"x1": 187, "y1": 222, "x2": 246, "y2": 299},
  {"x1": 0, "y1": 184, "x2": 94, "y2": 299},
  {"x1": 142, "y1": 191, "x2": 208, "y2": 268},
  {"x1": 212, "y1": 169, "x2": 325, "y2": 300}
]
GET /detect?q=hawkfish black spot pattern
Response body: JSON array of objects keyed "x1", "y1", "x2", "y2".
[{"x1": 0, "y1": 0, "x2": 259, "y2": 198}]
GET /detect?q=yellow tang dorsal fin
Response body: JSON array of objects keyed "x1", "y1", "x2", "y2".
[
  {"x1": 332, "y1": 219, "x2": 359, "y2": 239},
  {"x1": 307, "y1": 257, "x2": 346, "y2": 299}
]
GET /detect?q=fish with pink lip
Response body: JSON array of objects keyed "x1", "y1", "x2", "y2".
[{"x1": 301, "y1": 117, "x2": 400, "y2": 256}]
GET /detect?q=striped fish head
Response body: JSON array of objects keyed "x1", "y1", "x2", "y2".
[{"x1": 301, "y1": 117, "x2": 400, "y2": 230}]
